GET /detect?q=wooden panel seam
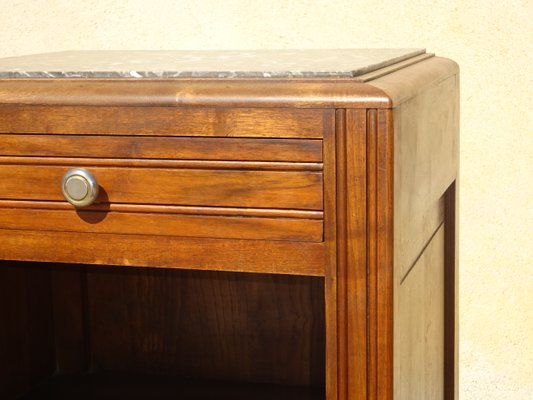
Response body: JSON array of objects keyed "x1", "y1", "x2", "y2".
[
  {"x1": 0, "y1": 200, "x2": 324, "y2": 220},
  {"x1": 376, "y1": 109, "x2": 394, "y2": 400},
  {"x1": 0, "y1": 157, "x2": 323, "y2": 172},
  {"x1": 399, "y1": 220, "x2": 445, "y2": 285}
]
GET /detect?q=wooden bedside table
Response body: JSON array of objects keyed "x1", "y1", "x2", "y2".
[{"x1": 0, "y1": 49, "x2": 458, "y2": 400}]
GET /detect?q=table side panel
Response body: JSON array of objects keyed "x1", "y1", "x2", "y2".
[
  {"x1": 392, "y1": 69, "x2": 459, "y2": 399},
  {"x1": 397, "y1": 226, "x2": 445, "y2": 399}
]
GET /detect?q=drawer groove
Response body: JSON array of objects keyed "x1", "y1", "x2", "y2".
[
  {"x1": 0, "y1": 156, "x2": 323, "y2": 171},
  {"x1": 0, "y1": 200, "x2": 323, "y2": 219},
  {"x1": 0, "y1": 208, "x2": 323, "y2": 242}
]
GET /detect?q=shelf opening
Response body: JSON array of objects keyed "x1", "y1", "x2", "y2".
[{"x1": 0, "y1": 261, "x2": 325, "y2": 400}]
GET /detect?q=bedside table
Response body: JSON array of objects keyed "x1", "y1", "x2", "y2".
[{"x1": 0, "y1": 49, "x2": 458, "y2": 400}]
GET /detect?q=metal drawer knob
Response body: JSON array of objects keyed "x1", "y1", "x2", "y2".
[{"x1": 62, "y1": 168, "x2": 99, "y2": 207}]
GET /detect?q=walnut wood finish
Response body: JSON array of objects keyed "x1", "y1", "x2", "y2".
[
  {"x1": 0, "y1": 105, "x2": 330, "y2": 138},
  {"x1": 19, "y1": 374, "x2": 325, "y2": 400},
  {"x1": 0, "y1": 80, "x2": 390, "y2": 108},
  {"x1": 0, "y1": 135, "x2": 322, "y2": 162},
  {"x1": 0, "y1": 263, "x2": 55, "y2": 400},
  {"x1": 0, "y1": 200, "x2": 323, "y2": 219},
  {"x1": 397, "y1": 226, "x2": 445, "y2": 398},
  {"x1": 0, "y1": 208, "x2": 323, "y2": 242},
  {"x1": 85, "y1": 268, "x2": 324, "y2": 386},
  {"x1": 332, "y1": 109, "x2": 368, "y2": 400},
  {"x1": 386, "y1": 69, "x2": 459, "y2": 400},
  {"x1": 0, "y1": 230, "x2": 325, "y2": 276},
  {"x1": 0, "y1": 164, "x2": 323, "y2": 210},
  {"x1": 444, "y1": 180, "x2": 459, "y2": 400},
  {"x1": 51, "y1": 265, "x2": 88, "y2": 374},
  {"x1": 0, "y1": 55, "x2": 459, "y2": 400}
]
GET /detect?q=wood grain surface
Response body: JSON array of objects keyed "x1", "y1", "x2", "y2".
[
  {"x1": 332, "y1": 109, "x2": 368, "y2": 400},
  {"x1": 19, "y1": 373, "x2": 325, "y2": 400},
  {"x1": 0, "y1": 134, "x2": 322, "y2": 162},
  {"x1": 0, "y1": 164, "x2": 323, "y2": 210},
  {"x1": 0, "y1": 79, "x2": 391, "y2": 108},
  {"x1": 0, "y1": 229, "x2": 326, "y2": 276},
  {"x1": 0, "y1": 55, "x2": 461, "y2": 400},
  {"x1": 397, "y1": 226, "x2": 445, "y2": 399},
  {"x1": 0, "y1": 105, "x2": 330, "y2": 138},
  {"x1": 0, "y1": 200, "x2": 323, "y2": 219},
  {"x1": 85, "y1": 268, "x2": 325, "y2": 386},
  {"x1": 0, "y1": 208, "x2": 323, "y2": 242},
  {"x1": 391, "y1": 70, "x2": 459, "y2": 400},
  {"x1": 0, "y1": 262, "x2": 55, "y2": 400}
]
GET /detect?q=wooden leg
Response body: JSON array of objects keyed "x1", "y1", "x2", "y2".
[{"x1": 444, "y1": 181, "x2": 458, "y2": 400}]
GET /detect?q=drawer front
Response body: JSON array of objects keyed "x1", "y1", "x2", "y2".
[
  {"x1": 0, "y1": 164, "x2": 322, "y2": 210},
  {"x1": 0, "y1": 131, "x2": 325, "y2": 242}
]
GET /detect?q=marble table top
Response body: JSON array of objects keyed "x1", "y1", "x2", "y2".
[{"x1": 0, "y1": 49, "x2": 425, "y2": 79}]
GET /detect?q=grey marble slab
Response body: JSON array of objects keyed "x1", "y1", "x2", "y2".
[{"x1": 0, "y1": 49, "x2": 425, "y2": 79}]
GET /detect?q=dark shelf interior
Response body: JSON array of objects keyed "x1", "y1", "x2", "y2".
[
  {"x1": 18, "y1": 373, "x2": 324, "y2": 400},
  {"x1": 2, "y1": 262, "x2": 326, "y2": 400}
]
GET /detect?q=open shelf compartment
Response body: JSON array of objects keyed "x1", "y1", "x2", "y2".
[{"x1": 0, "y1": 261, "x2": 325, "y2": 400}]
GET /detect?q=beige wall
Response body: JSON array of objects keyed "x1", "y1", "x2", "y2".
[{"x1": 1, "y1": 0, "x2": 531, "y2": 398}]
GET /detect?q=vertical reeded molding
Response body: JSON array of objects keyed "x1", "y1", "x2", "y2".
[
  {"x1": 324, "y1": 110, "x2": 339, "y2": 400},
  {"x1": 367, "y1": 109, "x2": 394, "y2": 400},
  {"x1": 334, "y1": 109, "x2": 368, "y2": 400},
  {"x1": 335, "y1": 109, "x2": 348, "y2": 400},
  {"x1": 366, "y1": 109, "x2": 378, "y2": 400}
]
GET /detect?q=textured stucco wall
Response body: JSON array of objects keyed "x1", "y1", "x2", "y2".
[{"x1": 0, "y1": 1, "x2": 531, "y2": 398}]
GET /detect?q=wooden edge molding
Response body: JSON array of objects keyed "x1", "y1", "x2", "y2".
[
  {"x1": 354, "y1": 53, "x2": 434, "y2": 82},
  {"x1": 0, "y1": 79, "x2": 392, "y2": 109},
  {"x1": 366, "y1": 57, "x2": 459, "y2": 108},
  {"x1": 0, "y1": 56, "x2": 458, "y2": 110}
]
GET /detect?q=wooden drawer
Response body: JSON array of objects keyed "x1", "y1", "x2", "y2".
[
  {"x1": 0, "y1": 164, "x2": 323, "y2": 210},
  {"x1": 0, "y1": 135, "x2": 324, "y2": 242}
]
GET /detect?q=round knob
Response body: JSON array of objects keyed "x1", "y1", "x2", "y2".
[{"x1": 62, "y1": 169, "x2": 99, "y2": 207}]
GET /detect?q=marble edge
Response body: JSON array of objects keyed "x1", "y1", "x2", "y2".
[
  {"x1": 0, "y1": 70, "x2": 359, "y2": 79},
  {"x1": 0, "y1": 48, "x2": 427, "y2": 79}
]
